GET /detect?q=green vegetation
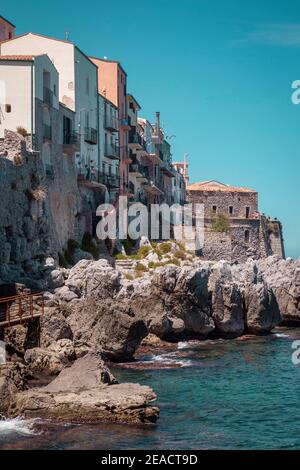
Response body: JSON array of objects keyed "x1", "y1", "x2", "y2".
[
  {"x1": 211, "y1": 213, "x2": 231, "y2": 234},
  {"x1": 58, "y1": 252, "x2": 68, "y2": 268},
  {"x1": 125, "y1": 273, "x2": 134, "y2": 281},
  {"x1": 81, "y1": 232, "x2": 100, "y2": 259},
  {"x1": 115, "y1": 253, "x2": 127, "y2": 260},
  {"x1": 135, "y1": 262, "x2": 148, "y2": 273},
  {"x1": 173, "y1": 250, "x2": 186, "y2": 260},
  {"x1": 137, "y1": 245, "x2": 152, "y2": 258}
]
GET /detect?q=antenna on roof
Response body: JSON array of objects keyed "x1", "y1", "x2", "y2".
[{"x1": 65, "y1": 31, "x2": 70, "y2": 41}]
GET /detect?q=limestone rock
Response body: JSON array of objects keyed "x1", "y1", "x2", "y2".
[
  {"x1": 0, "y1": 362, "x2": 27, "y2": 415},
  {"x1": 10, "y1": 353, "x2": 159, "y2": 424},
  {"x1": 24, "y1": 339, "x2": 75, "y2": 375}
]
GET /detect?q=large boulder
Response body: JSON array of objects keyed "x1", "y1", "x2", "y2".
[
  {"x1": 67, "y1": 298, "x2": 148, "y2": 361},
  {"x1": 9, "y1": 353, "x2": 159, "y2": 424},
  {"x1": 209, "y1": 262, "x2": 245, "y2": 337}
]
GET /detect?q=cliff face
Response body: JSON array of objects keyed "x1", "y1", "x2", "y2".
[{"x1": 0, "y1": 131, "x2": 51, "y2": 285}]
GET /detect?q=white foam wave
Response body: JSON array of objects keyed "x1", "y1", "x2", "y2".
[
  {"x1": 0, "y1": 418, "x2": 37, "y2": 436},
  {"x1": 178, "y1": 342, "x2": 190, "y2": 350},
  {"x1": 275, "y1": 333, "x2": 290, "y2": 338},
  {"x1": 147, "y1": 354, "x2": 193, "y2": 367}
]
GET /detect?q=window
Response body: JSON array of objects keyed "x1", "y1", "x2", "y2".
[
  {"x1": 229, "y1": 206, "x2": 233, "y2": 215},
  {"x1": 212, "y1": 205, "x2": 217, "y2": 214},
  {"x1": 53, "y1": 84, "x2": 57, "y2": 97},
  {"x1": 245, "y1": 206, "x2": 250, "y2": 219},
  {"x1": 245, "y1": 230, "x2": 250, "y2": 244},
  {"x1": 5, "y1": 104, "x2": 11, "y2": 113},
  {"x1": 63, "y1": 116, "x2": 72, "y2": 144}
]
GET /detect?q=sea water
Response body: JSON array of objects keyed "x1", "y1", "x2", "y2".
[{"x1": 0, "y1": 328, "x2": 300, "y2": 450}]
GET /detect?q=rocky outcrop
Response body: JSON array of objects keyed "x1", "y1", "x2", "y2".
[
  {"x1": 9, "y1": 353, "x2": 159, "y2": 424},
  {"x1": 24, "y1": 339, "x2": 76, "y2": 375},
  {"x1": 0, "y1": 362, "x2": 27, "y2": 415}
]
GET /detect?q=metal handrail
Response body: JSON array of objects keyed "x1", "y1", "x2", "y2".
[{"x1": 0, "y1": 292, "x2": 45, "y2": 327}]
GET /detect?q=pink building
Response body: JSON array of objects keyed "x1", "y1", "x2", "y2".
[
  {"x1": 89, "y1": 57, "x2": 130, "y2": 195},
  {"x1": 0, "y1": 16, "x2": 15, "y2": 42}
]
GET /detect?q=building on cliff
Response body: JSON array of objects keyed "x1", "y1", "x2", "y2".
[
  {"x1": 0, "y1": 32, "x2": 99, "y2": 177},
  {"x1": 187, "y1": 180, "x2": 285, "y2": 263},
  {"x1": 0, "y1": 16, "x2": 15, "y2": 42},
  {"x1": 0, "y1": 14, "x2": 187, "y2": 271}
]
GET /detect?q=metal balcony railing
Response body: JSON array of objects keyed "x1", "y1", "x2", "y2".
[
  {"x1": 129, "y1": 162, "x2": 145, "y2": 175},
  {"x1": 84, "y1": 127, "x2": 98, "y2": 145},
  {"x1": 98, "y1": 172, "x2": 120, "y2": 188},
  {"x1": 63, "y1": 131, "x2": 79, "y2": 145},
  {"x1": 104, "y1": 115, "x2": 118, "y2": 132},
  {"x1": 43, "y1": 86, "x2": 53, "y2": 107},
  {"x1": 105, "y1": 143, "x2": 119, "y2": 159}
]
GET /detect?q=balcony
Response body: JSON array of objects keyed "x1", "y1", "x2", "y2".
[
  {"x1": 98, "y1": 172, "x2": 120, "y2": 189},
  {"x1": 84, "y1": 127, "x2": 98, "y2": 145},
  {"x1": 104, "y1": 115, "x2": 118, "y2": 132},
  {"x1": 129, "y1": 162, "x2": 145, "y2": 178},
  {"x1": 105, "y1": 143, "x2": 119, "y2": 160},
  {"x1": 142, "y1": 180, "x2": 164, "y2": 196},
  {"x1": 43, "y1": 124, "x2": 52, "y2": 142},
  {"x1": 63, "y1": 131, "x2": 80, "y2": 155},
  {"x1": 128, "y1": 131, "x2": 144, "y2": 151},
  {"x1": 43, "y1": 86, "x2": 53, "y2": 107},
  {"x1": 121, "y1": 117, "x2": 131, "y2": 131}
]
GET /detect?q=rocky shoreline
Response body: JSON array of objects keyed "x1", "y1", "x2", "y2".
[{"x1": 1, "y1": 249, "x2": 299, "y2": 425}]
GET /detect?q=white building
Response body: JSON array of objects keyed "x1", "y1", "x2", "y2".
[
  {"x1": 0, "y1": 33, "x2": 99, "y2": 176},
  {"x1": 0, "y1": 54, "x2": 59, "y2": 170}
]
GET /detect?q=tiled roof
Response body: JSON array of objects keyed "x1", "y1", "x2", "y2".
[
  {"x1": 0, "y1": 54, "x2": 35, "y2": 61},
  {"x1": 187, "y1": 180, "x2": 257, "y2": 193}
]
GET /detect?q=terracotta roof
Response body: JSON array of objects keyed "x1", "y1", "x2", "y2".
[
  {"x1": 0, "y1": 55, "x2": 35, "y2": 61},
  {"x1": 187, "y1": 180, "x2": 257, "y2": 193}
]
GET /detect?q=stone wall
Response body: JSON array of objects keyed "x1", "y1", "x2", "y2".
[
  {"x1": 0, "y1": 131, "x2": 51, "y2": 285},
  {"x1": 187, "y1": 189, "x2": 259, "y2": 219},
  {"x1": 187, "y1": 188, "x2": 285, "y2": 263}
]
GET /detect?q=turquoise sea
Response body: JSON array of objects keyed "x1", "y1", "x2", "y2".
[{"x1": 1, "y1": 327, "x2": 300, "y2": 450}]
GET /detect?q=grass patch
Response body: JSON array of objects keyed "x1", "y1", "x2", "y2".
[{"x1": 135, "y1": 262, "x2": 148, "y2": 273}]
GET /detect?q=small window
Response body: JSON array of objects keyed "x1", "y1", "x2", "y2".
[
  {"x1": 5, "y1": 104, "x2": 11, "y2": 113},
  {"x1": 212, "y1": 205, "x2": 217, "y2": 214},
  {"x1": 229, "y1": 206, "x2": 233, "y2": 215},
  {"x1": 245, "y1": 207, "x2": 250, "y2": 219},
  {"x1": 245, "y1": 230, "x2": 250, "y2": 244},
  {"x1": 53, "y1": 84, "x2": 57, "y2": 97}
]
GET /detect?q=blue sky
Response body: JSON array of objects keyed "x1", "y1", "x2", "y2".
[{"x1": 2, "y1": 0, "x2": 300, "y2": 257}]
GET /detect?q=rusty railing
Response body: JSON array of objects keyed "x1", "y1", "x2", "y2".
[{"x1": 0, "y1": 292, "x2": 45, "y2": 328}]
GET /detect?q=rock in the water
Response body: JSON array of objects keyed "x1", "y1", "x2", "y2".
[
  {"x1": 67, "y1": 299, "x2": 148, "y2": 361},
  {"x1": 10, "y1": 353, "x2": 159, "y2": 424}
]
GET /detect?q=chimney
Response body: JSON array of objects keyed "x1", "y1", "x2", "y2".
[{"x1": 156, "y1": 112, "x2": 160, "y2": 135}]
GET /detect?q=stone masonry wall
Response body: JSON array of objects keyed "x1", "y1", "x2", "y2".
[
  {"x1": 0, "y1": 130, "x2": 51, "y2": 285},
  {"x1": 188, "y1": 189, "x2": 259, "y2": 219}
]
